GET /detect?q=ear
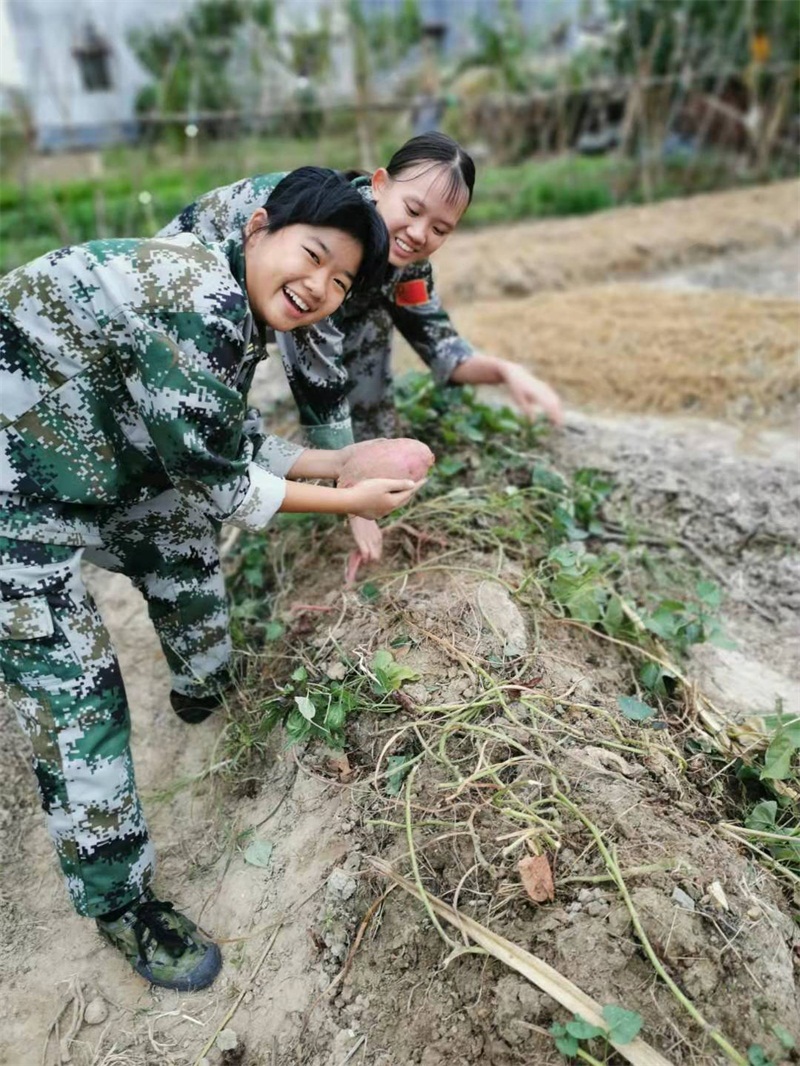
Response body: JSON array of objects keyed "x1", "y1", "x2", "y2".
[
  {"x1": 371, "y1": 168, "x2": 390, "y2": 198},
  {"x1": 245, "y1": 207, "x2": 268, "y2": 239}
]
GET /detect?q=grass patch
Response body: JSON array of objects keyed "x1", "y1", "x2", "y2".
[{"x1": 1, "y1": 134, "x2": 793, "y2": 274}]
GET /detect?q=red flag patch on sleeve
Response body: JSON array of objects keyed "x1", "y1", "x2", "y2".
[{"x1": 395, "y1": 279, "x2": 429, "y2": 307}]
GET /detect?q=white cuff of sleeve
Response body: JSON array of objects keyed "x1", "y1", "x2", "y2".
[{"x1": 226, "y1": 463, "x2": 286, "y2": 531}]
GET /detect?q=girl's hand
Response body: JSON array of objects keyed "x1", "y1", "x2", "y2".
[
  {"x1": 348, "y1": 515, "x2": 384, "y2": 563},
  {"x1": 345, "y1": 478, "x2": 423, "y2": 520},
  {"x1": 501, "y1": 363, "x2": 564, "y2": 427}
]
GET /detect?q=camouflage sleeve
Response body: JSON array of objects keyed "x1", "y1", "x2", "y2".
[
  {"x1": 388, "y1": 260, "x2": 474, "y2": 385},
  {"x1": 242, "y1": 407, "x2": 306, "y2": 478},
  {"x1": 115, "y1": 307, "x2": 286, "y2": 531},
  {"x1": 157, "y1": 175, "x2": 286, "y2": 242},
  {"x1": 275, "y1": 319, "x2": 355, "y2": 450}
]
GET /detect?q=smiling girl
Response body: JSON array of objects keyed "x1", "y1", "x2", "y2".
[
  {"x1": 162, "y1": 135, "x2": 563, "y2": 568},
  {"x1": 0, "y1": 167, "x2": 422, "y2": 992}
]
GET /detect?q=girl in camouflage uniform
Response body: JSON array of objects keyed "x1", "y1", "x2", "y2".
[
  {"x1": 0, "y1": 168, "x2": 420, "y2": 991},
  {"x1": 162, "y1": 133, "x2": 563, "y2": 570}
]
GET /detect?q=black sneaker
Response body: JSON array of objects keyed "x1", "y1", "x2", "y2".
[
  {"x1": 170, "y1": 688, "x2": 225, "y2": 724},
  {"x1": 96, "y1": 894, "x2": 222, "y2": 991},
  {"x1": 171, "y1": 660, "x2": 247, "y2": 723}
]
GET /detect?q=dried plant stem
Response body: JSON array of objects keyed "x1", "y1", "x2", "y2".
[
  {"x1": 193, "y1": 923, "x2": 282, "y2": 1066},
  {"x1": 555, "y1": 792, "x2": 748, "y2": 1066},
  {"x1": 370, "y1": 858, "x2": 674, "y2": 1066}
]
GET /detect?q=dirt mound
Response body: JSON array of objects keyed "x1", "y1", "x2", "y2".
[
  {"x1": 269, "y1": 560, "x2": 800, "y2": 1066},
  {"x1": 438, "y1": 285, "x2": 800, "y2": 424},
  {"x1": 434, "y1": 180, "x2": 800, "y2": 305}
]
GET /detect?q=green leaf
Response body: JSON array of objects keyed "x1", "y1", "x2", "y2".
[
  {"x1": 437, "y1": 456, "x2": 466, "y2": 478},
  {"x1": 533, "y1": 465, "x2": 566, "y2": 494},
  {"x1": 386, "y1": 754, "x2": 414, "y2": 795},
  {"x1": 294, "y1": 694, "x2": 316, "y2": 721},
  {"x1": 602, "y1": 1005, "x2": 643, "y2": 1044},
  {"x1": 324, "y1": 701, "x2": 347, "y2": 733},
  {"x1": 243, "y1": 565, "x2": 262, "y2": 585},
  {"x1": 565, "y1": 1016, "x2": 605, "y2": 1040},
  {"x1": 243, "y1": 840, "x2": 274, "y2": 868},
  {"x1": 644, "y1": 605, "x2": 682, "y2": 640},
  {"x1": 550, "y1": 1023, "x2": 580, "y2": 1057},
  {"x1": 372, "y1": 649, "x2": 420, "y2": 694},
  {"x1": 554, "y1": 1033, "x2": 579, "y2": 1057},
  {"x1": 747, "y1": 1046, "x2": 774, "y2": 1066},
  {"x1": 603, "y1": 594, "x2": 625, "y2": 635},
  {"x1": 696, "y1": 580, "x2": 722, "y2": 608},
  {"x1": 360, "y1": 581, "x2": 381, "y2": 603},
  {"x1": 746, "y1": 800, "x2": 778, "y2": 832},
  {"x1": 285, "y1": 708, "x2": 312, "y2": 743},
  {"x1": 639, "y1": 661, "x2": 674, "y2": 698},
  {"x1": 617, "y1": 696, "x2": 656, "y2": 721},
  {"x1": 761, "y1": 730, "x2": 798, "y2": 780},
  {"x1": 264, "y1": 620, "x2": 284, "y2": 641},
  {"x1": 760, "y1": 714, "x2": 800, "y2": 744},
  {"x1": 771, "y1": 1025, "x2": 795, "y2": 1051},
  {"x1": 291, "y1": 665, "x2": 308, "y2": 683}
]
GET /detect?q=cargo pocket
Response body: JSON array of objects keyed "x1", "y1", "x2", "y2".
[
  {"x1": 0, "y1": 595, "x2": 80, "y2": 690},
  {"x1": 0, "y1": 597, "x2": 54, "y2": 641}
]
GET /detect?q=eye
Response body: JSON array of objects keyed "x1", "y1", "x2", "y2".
[
  {"x1": 405, "y1": 205, "x2": 419, "y2": 217},
  {"x1": 304, "y1": 247, "x2": 321, "y2": 264},
  {"x1": 334, "y1": 278, "x2": 348, "y2": 293},
  {"x1": 433, "y1": 227, "x2": 446, "y2": 237}
]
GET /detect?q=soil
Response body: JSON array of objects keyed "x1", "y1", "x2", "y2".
[{"x1": 1, "y1": 184, "x2": 799, "y2": 1066}]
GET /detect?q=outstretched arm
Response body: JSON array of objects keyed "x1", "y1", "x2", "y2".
[
  {"x1": 280, "y1": 478, "x2": 422, "y2": 520},
  {"x1": 449, "y1": 353, "x2": 564, "y2": 427}
]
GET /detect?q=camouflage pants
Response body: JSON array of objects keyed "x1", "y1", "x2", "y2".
[
  {"x1": 0, "y1": 490, "x2": 232, "y2": 917},
  {"x1": 340, "y1": 312, "x2": 398, "y2": 442},
  {"x1": 0, "y1": 535, "x2": 155, "y2": 917}
]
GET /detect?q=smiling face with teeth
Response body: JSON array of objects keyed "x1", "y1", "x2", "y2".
[
  {"x1": 370, "y1": 164, "x2": 469, "y2": 268},
  {"x1": 243, "y1": 209, "x2": 363, "y2": 331}
]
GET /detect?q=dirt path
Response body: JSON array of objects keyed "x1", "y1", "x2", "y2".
[{"x1": 1, "y1": 184, "x2": 798, "y2": 1066}]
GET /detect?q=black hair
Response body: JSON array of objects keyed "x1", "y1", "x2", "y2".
[
  {"x1": 249, "y1": 166, "x2": 388, "y2": 294},
  {"x1": 385, "y1": 133, "x2": 476, "y2": 207}
]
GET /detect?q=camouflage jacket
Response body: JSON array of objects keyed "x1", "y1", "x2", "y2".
[
  {"x1": 333, "y1": 176, "x2": 474, "y2": 378},
  {"x1": 159, "y1": 174, "x2": 354, "y2": 449},
  {"x1": 0, "y1": 233, "x2": 301, "y2": 546},
  {"x1": 160, "y1": 173, "x2": 474, "y2": 431}
]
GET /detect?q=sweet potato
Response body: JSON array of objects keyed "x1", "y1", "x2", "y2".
[{"x1": 337, "y1": 437, "x2": 435, "y2": 488}]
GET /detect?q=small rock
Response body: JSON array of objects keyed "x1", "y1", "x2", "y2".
[
  {"x1": 746, "y1": 906, "x2": 761, "y2": 921},
  {"x1": 586, "y1": 900, "x2": 609, "y2": 918},
  {"x1": 216, "y1": 1029, "x2": 238, "y2": 1052},
  {"x1": 578, "y1": 888, "x2": 593, "y2": 903},
  {"x1": 343, "y1": 852, "x2": 361, "y2": 873},
  {"x1": 83, "y1": 997, "x2": 108, "y2": 1026},
  {"x1": 707, "y1": 880, "x2": 729, "y2": 911},
  {"x1": 327, "y1": 868, "x2": 357, "y2": 901},
  {"x1": 672, "y1": 887, "x2": 696, "y2": 912},
  {"x1": 606, "y1": 904, "x2": 632, "y2": 937},
  {"x1": 326, "y1": 661, "x2": 347, "y2": 681}
]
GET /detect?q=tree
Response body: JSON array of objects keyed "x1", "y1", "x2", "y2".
[
  {"x1": 607, "y1": 0, "x2": 800, "y2": 76},
  {"x1": 128, "y1": 0, "x2": 276, "y2": 130},
  {"x1": 345, "y1": 0, "x2": 424, "y2": 169}
]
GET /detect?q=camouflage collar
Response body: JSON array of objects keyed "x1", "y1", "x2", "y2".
[{"x1": 220, "y1": 233, "x2": 273, "y2": 347}]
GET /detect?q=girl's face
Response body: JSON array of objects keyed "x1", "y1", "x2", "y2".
[
  {"x1": 244, "y1": 210, "x2": 362, "y2": 330},
  {"x1": 371, "y1": 164, "x2": 468, "y2": 268}
]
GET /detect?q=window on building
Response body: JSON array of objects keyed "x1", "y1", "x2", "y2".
[{"x1": 73, "y1": 24, "x2": 113, "y2": 92}]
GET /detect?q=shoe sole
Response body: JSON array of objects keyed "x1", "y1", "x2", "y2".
[{"x1": 135, "y1": 942, "x2": 222, "y2": 991}]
